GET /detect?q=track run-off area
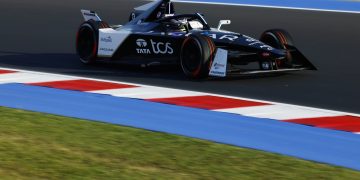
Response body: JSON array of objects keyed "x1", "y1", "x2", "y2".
[
  {"x1": 1, "y1": 0, "x2": 360, "y2": 171},
  {"x1": 1, "y1": 0, "x2": 360, "y2": 113},
  {"x1": 1, "y1": 67, "x2": 360, "y2": 170}
]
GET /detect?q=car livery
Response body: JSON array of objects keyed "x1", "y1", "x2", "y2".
[{"x1": 76, "y1": 0, "x2": 316, "y2": 78}]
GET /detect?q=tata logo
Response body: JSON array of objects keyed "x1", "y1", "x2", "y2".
[
  {"x1": 100, "y1": 36, "x2": 112, "y2": 43},
  {"x1": 150, "y1": 40, "x2": 173, "y2": 54},
  {"x1": 136, "y1": 39, "x2": 147, "y2": 47},
  {"x1": 136, "y1": 39, "x2": 151, "y2": 54}
]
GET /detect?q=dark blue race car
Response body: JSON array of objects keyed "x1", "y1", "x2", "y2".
[{"x1": 76, "y1": 0, "x2": 316, "y2": 78}]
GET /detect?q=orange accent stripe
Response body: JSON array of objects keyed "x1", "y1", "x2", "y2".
[
  {"x1": 278, "y1": 32, "x2": 287, "y2": 45},
  {"x1": 204, "y1": 37, "x2": 214, "y2": 69},
  {"x1": 276, "y1": 32, "x2": 284, "y2": 44},
  {"x1": 210, "y1": 38, "x2": 216, "y2": 68}
]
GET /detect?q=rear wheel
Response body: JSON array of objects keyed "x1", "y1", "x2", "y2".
[
  {"x1": 260, "y1": 29, "x2": 294, "y2": 69},
  {"x1": 76, "y1": 22, "x2": 98, "y2": 64},
  {"x1": 76, "y1": 20, "x2": 110, "y2": 64},
  {"x1": 180, "y1": 34, "x2": 216, "y2": 79}
]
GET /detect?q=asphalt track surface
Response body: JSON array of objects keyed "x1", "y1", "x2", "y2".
[{"x1": 0, "y1": 0, "x2": 360, "y2": 113}]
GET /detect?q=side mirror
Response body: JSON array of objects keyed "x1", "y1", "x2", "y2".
[{"x1": 217, "y1": 20, "x2": 231, "y2": 30}]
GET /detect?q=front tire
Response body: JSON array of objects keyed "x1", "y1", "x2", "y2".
[
  {"x1": 260, "y1": 29, "x2": 294, "y2": 68},
  {"x1": 180, "y1": 34, "x2": 216, "y2": 79}
]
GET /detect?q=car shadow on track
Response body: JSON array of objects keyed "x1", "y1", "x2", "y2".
[{"x1": 0, "y1": 51, "x2": 290, "y2": 82}]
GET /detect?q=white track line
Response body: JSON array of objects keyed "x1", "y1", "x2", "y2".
[
  {"x1": 172, "y1": 0, "x2": 360, "y2": 14},
  {"x1": 89, "y1": 86, "x2": 206, "y2": 99},
  {"x1": 1, "y1": 66, "x2": 360, "y2": 118},
  {"x1": 216, "y1": 104, "x2": 342, "y2": 120},
  {"x1": 0, "y1": 72, "x2": 75, "y2": 84}
]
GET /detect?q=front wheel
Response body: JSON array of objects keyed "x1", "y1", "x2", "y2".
[
  {"x1": 180, "y1": 34, "x2": 216, "y2": 79},
  {"x1": 259, "y1": 29, "x2": 294, "y2": 69}
]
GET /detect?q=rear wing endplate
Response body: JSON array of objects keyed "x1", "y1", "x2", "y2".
[{"x1": 80, "y1": 10, "x2": 102, "y2": 22}]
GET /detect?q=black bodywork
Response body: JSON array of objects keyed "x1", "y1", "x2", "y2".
[{"x1": 80, "y1": 0, "x2": 316, "y2": 77}]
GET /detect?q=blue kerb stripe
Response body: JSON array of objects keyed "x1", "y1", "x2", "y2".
[
  {"x1": 0, "y1": 83, "x2": 360, "y2": 170},
  {"x1": 175, "y1": 0, "x2": 360, "y2": 12}
]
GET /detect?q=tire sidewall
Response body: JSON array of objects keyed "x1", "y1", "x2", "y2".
[
  {"x1": 180, "y1": 34, "x2": 214, "y2": 79},
  {"x1": 76, "y1": 22, "x2": 99, "y2": 64},
  {"x1": 260, "y1": 29, "x2": 294, "y2": 48},
  {"x1": 260, "y1": 29, "x2": 294, "y2": 67}
]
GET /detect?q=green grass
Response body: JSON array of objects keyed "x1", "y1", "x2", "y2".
[{"x1": 0, "y1": 106, "x2": 360, "y2": 179}]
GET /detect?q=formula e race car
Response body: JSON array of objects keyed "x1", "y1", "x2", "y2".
[{"x1": 76, "y1": 0, "x2": 316, "y2": 78}]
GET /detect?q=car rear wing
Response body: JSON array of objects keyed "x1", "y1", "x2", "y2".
[{"x1": 80, "y1": 10, "x2": 102, "y2": 22}]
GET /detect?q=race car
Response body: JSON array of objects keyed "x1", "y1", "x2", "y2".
[{"x1": 76, "y1": 0, "x2": 316, "y2": 78}]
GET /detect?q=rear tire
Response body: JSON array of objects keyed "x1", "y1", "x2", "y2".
[
  {"x1": 76, "y1": 20, "x2": 110, "y2": 64},
  {"x1": 260, "y1": 29, "x2": 294, "y2": 68},
  {"x1": 180, "y1": 34, "x2": 216, "y2": 79}
]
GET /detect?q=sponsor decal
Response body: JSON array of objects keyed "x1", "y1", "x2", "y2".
[
  {"x1": 99, "y1": 47, "x2": 114, "y2": 52},
  {"x1": 83, "y1": 12, "x2": 95, "y2": 17},
  {"x1": 150, "y1": 40, "x2": 173, "y2": 54},
  {"x1": 135, "y1": 39, "x2": 173, "y2": 55},
  {"x1": 100, "y1": 36, "x2": 112, "y2": 43},
  {"x1": 137, "y1": 49, "x2": 151, "y2": 54},
  {"x1": 136, "y1": 39, "x2": 147, "y2": 47},
  {"x1": 259, "y1": 44, "x2": 274, "y2": 51},
  {"x1": 243, "y1": 35, "x2": 273, "y2": 50},
  {"x1": 210, "y1": 70, "x2": 226, "y2": 76},
  {"x1": 213, "y1": 62, "x2": 225, "y2": 70},
  {"x1": 219, "y1": 34, "x2": 238, "y2": 41},
  {"x1": 167, "y1": 32, "x2": 239, "y2": 41},
  {"x1": 136, "y1": 39, "x2": 151, "y2": 54},
  {"x1": 200, "y1": 33, "x2": 239, "y2": 41},
  {"x1": 166, "y1": 32, "x2": 239, "y2": 41},
  {"x1": 168, "y1": 32, "x2": 185, "y2": 37},
  {"x1": 209, "y1": 48, "x2": 228, "y2": 77}
]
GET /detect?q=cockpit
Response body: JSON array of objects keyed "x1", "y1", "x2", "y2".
[{"x1": 129, "y1": 0, "x2": 210, "y2": 32}]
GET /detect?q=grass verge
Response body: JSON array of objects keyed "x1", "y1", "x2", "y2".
[{"x1": 0, "y1": 106, "x2": 359, "y2": 179}]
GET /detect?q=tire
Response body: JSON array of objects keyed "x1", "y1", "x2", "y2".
[
  {"x1": 260, "y1": 29, "x2": 294, "y2": 49},
  {"x1": 259, "y1": 29, "x2": 294, "y2": 68},
  {"x1": 76, "y1": 20, "x2": 110, "y2": 64},
  {"x1": 180, "y1": 34, "x2": 216, "y2": 79}
]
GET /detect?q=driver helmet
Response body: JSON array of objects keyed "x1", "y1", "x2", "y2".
[{"x1": 157, "y1": 1, "x2": 175, "y2": 19}]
